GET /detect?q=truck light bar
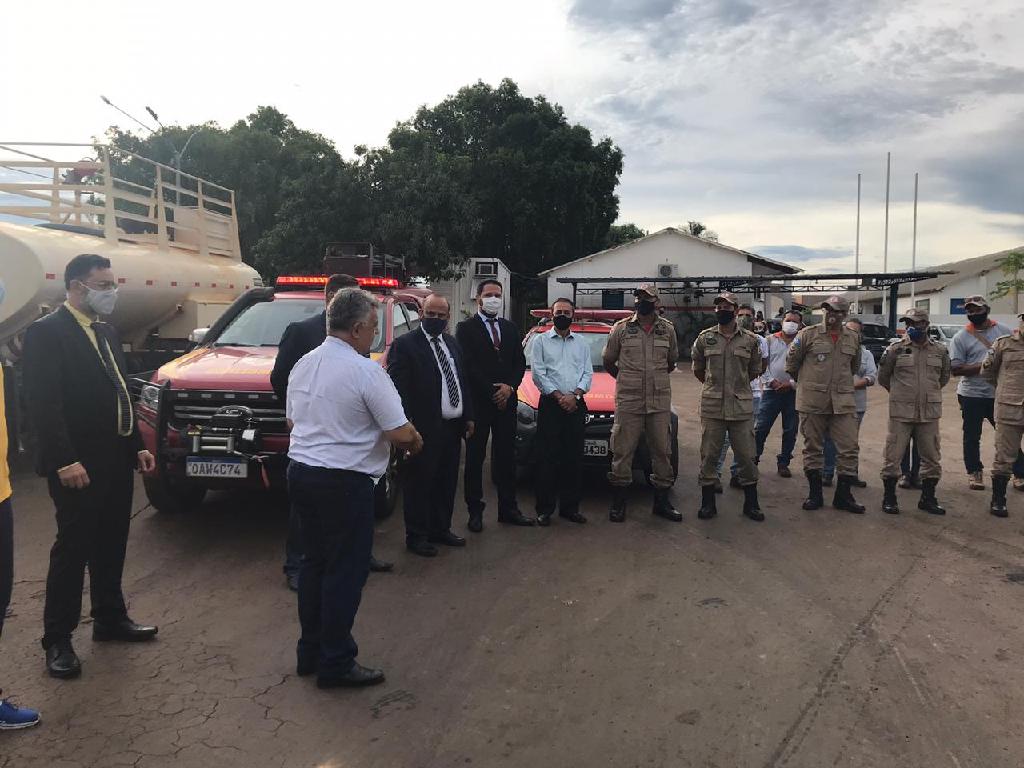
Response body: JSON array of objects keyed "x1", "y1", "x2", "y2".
[{"x1": 275, "y1": 275, "x2": 401, "y2": 289}]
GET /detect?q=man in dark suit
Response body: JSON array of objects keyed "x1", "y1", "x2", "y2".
[
  {"x1": 21, "y1": 254, "x2": 158, "y2": 680},
  {"x1": 271, "y1": 275, "x2": 393, "y2": 588},
  {"x1": 455, "y1": 280, "x2": 534, "y2": 531},
  {"x1": 387, "y1": 294, "x2": 475, "y2": 557}
]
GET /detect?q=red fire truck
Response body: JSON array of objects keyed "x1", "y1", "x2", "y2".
[{"x1": 136, "y1": 274, "x2": 426, "y2": 516}]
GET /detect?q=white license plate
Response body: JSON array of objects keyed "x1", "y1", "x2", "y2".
[
  {"x1": 583, "y1": 439, "x2": 609, "y2": 457},
  {"x1": 186, "y1": 458, "x2": 248, "y2": 478}
]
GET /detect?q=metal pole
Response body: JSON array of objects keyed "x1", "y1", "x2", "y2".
[
  {"x1": 888, "y1": 283, "x2": 899, "y2": 333},
  {"x1": 910, "y1": 172, "x2": 918, "y2": 302},
  {"x1": 855, "y1": 173, "x2": 861, "y2": 313},
  {"x1": 883, "y1": 152, "x2": 891, "y2": 318}
]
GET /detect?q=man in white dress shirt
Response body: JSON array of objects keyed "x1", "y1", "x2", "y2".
[
  {"x1": 388, "y1": 294, "x2": 475, "y2": 557},
  {"x1": 287, "y1": 288, "x2": 422, "y2": 689}
]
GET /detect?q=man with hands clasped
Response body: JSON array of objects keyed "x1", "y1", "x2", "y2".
[{"x1": 530, "y1": 299, "x2": 593, "y2": 526}]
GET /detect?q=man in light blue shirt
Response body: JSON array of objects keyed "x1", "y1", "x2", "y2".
[{"x1": 530, "y1": 298, "x2": 594, "y2": 526}]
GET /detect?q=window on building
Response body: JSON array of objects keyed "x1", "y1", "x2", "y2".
[
  {"x1": 915, "y1": 298, "x2": 930, "y2": 312},
  {"x1": 601, "y1": 290, "x2": 624, "y2": 310}
]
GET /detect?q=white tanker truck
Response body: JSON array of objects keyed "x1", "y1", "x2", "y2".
[{"x1": 0, "y1": 142, "x2": 261, "y2": 458}]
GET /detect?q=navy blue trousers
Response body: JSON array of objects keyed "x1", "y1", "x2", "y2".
[{"x1": 288, "y1": 461, "x2": 374, "y2": 679}]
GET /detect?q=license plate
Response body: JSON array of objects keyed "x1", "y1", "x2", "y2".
[
  {"x1": 583, "y1": 439, "x2": 609, "y2": 457},
  {"x1": 186, "y1": 458, "x2": 248, "y2": 478}
]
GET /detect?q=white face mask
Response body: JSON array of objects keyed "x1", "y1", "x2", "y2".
[
  {"x1": 782, "y1": 321, "x2": 800, "y2": 336},
  {"x1": 481, "y1": 296, "x2": 503, "y2": 316},
  {"x1": 85, "y1": 286, "x2": 118, "y2": 316}
]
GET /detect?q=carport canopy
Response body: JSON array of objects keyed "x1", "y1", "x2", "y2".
[{"x1": 556, "y1": 271, "x2": 952, "y2": 331}]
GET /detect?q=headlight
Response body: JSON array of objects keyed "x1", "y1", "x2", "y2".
[
  {"x1": 516, "y1": 400, "x2": 537, "y2": 426},
  {"x1": 140, "y1": 384, "x2": 161, "y2": 410}
]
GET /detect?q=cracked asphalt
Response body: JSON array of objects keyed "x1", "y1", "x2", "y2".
[{"x1": 3, "y1": 373, "x2": 1024, "y2": 767}]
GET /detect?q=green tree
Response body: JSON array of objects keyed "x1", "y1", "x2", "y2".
[
  {"x1": 684, "y1": 220, "x2": 719, "y2": 242},
  {"x1": 604, "y1": 223, "x2": 647, "y2": 249},
  {"x1": 990, "y1": 250, "x2": 1024, "y2": 301},
  {"x1": 373, "y1": 79, "x2": 623, "y2": 277}
]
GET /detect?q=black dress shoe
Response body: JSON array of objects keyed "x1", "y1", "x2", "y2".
[
  {"x1": 317, "y1": 662, "x2": 386, "y2": 689},
  {"x1": 498, "y1": 510, "x2": 536, "y2": 526},
  {"x1": 559, "y1": 510, "x2": 587, "y2": 524},
  {"x1": 46, "y1": 640, "x2": 82, "y2": 679},
  {"x1": 406, "y1": 540, "x2": 438, "y2": 557},
  {"x1": 536, "y1": 513, "x2": 552, "y2": 527},
  {"x1": 467, "y1": 514, "x2": 483, "y2": 533},
  {"x1": 428, "y1": 530, "x2": 467, "y2": 547},
  {"x1": 369, "y1": 555, "x2": 394, "y2": 572},
  {"x1": 296, "y1": 655, "x2": 318, "y2": 677},
  {"x1": 286, "y1": 572, "x2": 299, "y2": 591},
  {"x1": 93, "y1": 618, "x2": 158, "y2": 643}
]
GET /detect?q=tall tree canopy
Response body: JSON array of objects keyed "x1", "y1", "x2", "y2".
[{"x1": 103, "y1": 82, "x2": 623, "y2": 280}]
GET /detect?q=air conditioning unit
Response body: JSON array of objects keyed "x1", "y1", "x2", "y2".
[
  {"x1": 657, "y1": 264, "x2": 679, "y2": 279},
  {"x1": 473, "y1": 260, "x2": 499, "y2": 278}
]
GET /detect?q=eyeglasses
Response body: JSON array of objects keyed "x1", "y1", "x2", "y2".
[{"x1": 78, "y1": 279, "x2": 117, "y2": 291}]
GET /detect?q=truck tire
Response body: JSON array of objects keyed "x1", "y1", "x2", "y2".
[
  {"x1": 143, "y1": 475, "x2": 206, "y2": 514},
  {"x1": 374, "y1": 450, "x2": 401, "y2": 520}
]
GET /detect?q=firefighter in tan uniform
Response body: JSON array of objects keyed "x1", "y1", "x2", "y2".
[
  {"x1": 602, "y1": 284, "x2": 681, "y2": 523},
  {"x1": 877, "y1": 308, "x2": 951, "y2": 515},
  {"x1": 785, "y1": 295, "x2": 865, "y2": 513},
  {"x1": 980, "y1": 313, "x2": 1024, "y2": 517},
  {"x1": 691, "y1": 292, "x2": 766, "y2": 522}
]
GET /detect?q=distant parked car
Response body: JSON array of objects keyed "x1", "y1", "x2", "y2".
[{"x1": 858, "y1": 322, "x2": 893, "y2": 361}]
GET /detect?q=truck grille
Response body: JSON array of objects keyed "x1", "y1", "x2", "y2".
[{"x1": 167, "y1": 390, "x2": 287, "y2": 434}]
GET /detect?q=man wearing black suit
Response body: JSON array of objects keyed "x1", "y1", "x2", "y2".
[
  {"x1": 387, "y1": 294, "x2": 475, "y2": 557},
  {"x1": 21, "y1": 254, "x2": 158, "y2": 680},
  {"x1": 272, "y1": 274, "x2": 392, "y2": 587},
  {"x1": 455, "y1": 280, "x2": 534, "y2": 531}
]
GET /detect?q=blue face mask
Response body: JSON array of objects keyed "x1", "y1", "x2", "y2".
[{"x1": 907, "y1": 327, "x2": 926, "y2": 342}]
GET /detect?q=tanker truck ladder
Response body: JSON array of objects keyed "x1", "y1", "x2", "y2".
[{"x1": 0, "y1": 142, "x2": 242, "y2": 260}]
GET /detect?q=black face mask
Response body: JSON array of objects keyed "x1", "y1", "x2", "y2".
[
  {"x1": 422, "y1": 317, "x2": 447, "y2": 336},
  {"x1": 552, "y1": 314, "x2": 573, "y2": 331},
  {"x1": 715, "y1": 309, "x2": 735, "y2": 325},
  {"x1": 968, "y1": 311, "x2": 988, "y2": 326},
  {"x1": 636, "y1": 300, "x2": 656, "y2": 316}
]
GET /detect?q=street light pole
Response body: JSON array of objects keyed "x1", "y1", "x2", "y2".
[
  {"x1": 882, "y1": 152, "x2": 891, "y2": 319},
  {"x1": 911, "y1": 172, "x2": 918, "y2": 303}
]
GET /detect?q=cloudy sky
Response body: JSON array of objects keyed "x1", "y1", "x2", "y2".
[{"x1": 3, "y1": 0, "x2": 1022, "y2": 273}]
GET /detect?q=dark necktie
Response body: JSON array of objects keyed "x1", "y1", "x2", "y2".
[
  {"x1": 432, "y1": 337, "x2": 461, "y2": 408},
  {"x1": 486, "y1": 319, "x2": 500, "y2": 350},
  {"x1": 92, "y1": 323, "x2": 134, "y2": 435}
]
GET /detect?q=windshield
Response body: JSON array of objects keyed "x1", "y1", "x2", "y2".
[
  {"x1": 524, "y1": 330, "x2": 608, "y2": 371},
  {"x1": 936, "y1": 325, "x2": 960, "y2": 339},
  {"x1": 860, "y1": 324, "x2": 891, "y2": 340},
  {"x1": 214, "y1": 297, "x2": 386, "y2": 351}
]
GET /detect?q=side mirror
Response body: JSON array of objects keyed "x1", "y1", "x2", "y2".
[{"x1": 189, "y1": 327, "x2": 209, "y2": 344}]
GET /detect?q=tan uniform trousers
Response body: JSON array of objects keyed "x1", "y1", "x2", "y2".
[
  {"x1": 993, "y1": 423, "x2": 1024, "y2": 477},
  {"x1": 699, "y1": 418, "x2": 758, "y2": 486},
  {"x1": 881, "y1": 420, "x2": 941, "y2": 480},
  {"x1": 801, "y1": 412, "x2": 859, "y2": 475},
  {"x1": 609, "y1": 411, "x2": 674, "y2": 489}
]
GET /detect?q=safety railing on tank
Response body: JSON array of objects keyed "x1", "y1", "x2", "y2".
[{"x1": 0, "y1": 142, "x2": 242, "y2": 260}]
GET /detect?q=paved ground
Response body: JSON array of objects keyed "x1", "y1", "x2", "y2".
[{"x1": 3, "y1": 372, "x2": 1024, "y2": 768}]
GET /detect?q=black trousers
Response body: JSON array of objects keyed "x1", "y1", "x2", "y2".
[
  {"x1": 535, "y1": 397, "x2": 586, "y2": 517},
  {"x1": 959, "y1": 395, "x2": 1024, "y2": 475},
  {"x1": 42, "y1": 456, "x2": 134, "y2": 648},
  {"x1": 404, "y1": 420, "x2": 462, "y2": 543},
  {"x1": 0, "y1": 497, "x2": 12, "y2": 638},
  {"x1": 288, "y1": 461, "x2": 374, "y2": 679},
  {"x1": 464, "y1": 401, "x2": 518, "y2": 517}
]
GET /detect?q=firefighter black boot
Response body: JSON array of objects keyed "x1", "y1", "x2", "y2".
[
  {"x1": 653, "y1": 489, "x2": 682, "y2": 522},
  {"x1": 918, "y1": 478, "x2": 946, "y2": 515},
  {"x1": 991, "y1": 475, "x2": 1009, "y2": 518},
  {"x1": 882, "y1": 477, "x2": 900, "y2": 514},
  {"x1": 609, "y1": 486, "x2": 628, "y2": 523},
  {"x1": 802, "y1": 470, "x2": 824, "y2": 510},
  {"x1": 697, "y1": 484, "x2": 718, "y2": 520},
  {"x1": 834, "y1": 475, "x2": 866, "y2": 514},
  {"x1": 742, "y1": 483, "x2": 764, "y2": 522}
]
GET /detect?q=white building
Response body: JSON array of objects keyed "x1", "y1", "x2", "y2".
[
  {"x1": 539, "y1": 227, "x2": 799, "y2": 316},
  {"x1": 858, "y1": 246, "x2": 1024, "y2": 326}
]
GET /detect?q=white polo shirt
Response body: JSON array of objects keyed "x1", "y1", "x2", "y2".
[{"x1": 286, "y1": 336, "x2": 408, "y2": 479}]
